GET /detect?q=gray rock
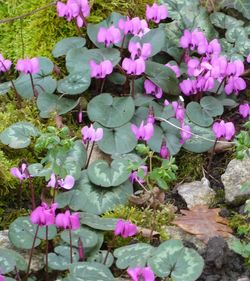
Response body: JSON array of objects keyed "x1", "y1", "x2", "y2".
[
  {"x1": 87, "y1": 143, "x2": 111, "y2": 165},
  {"x1": 237, "y1": 278, "x2": 250, "y2": 281},
  {"x1": 0, "y1": 230, "x2": 44, "y2": 272},
  {"x1": 221, "y1": 156, "x2": 250, "y2": 205},
  {"x1": 177, "y1": 178, "x2": 216, "y2": 209}
]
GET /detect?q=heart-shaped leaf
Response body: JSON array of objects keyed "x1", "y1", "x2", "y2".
[
  {"x1": 220, "y1": 0, "x2": 250, "y2": 20},
  {"x1": 52, "y1": 37, "x2": 86, "y2": 58},
  {"x1": 87, "y1": 159, "x2": 130, "y2": 187},
  {"x1": 210, "y1": 12, "x2": 244, "y2": 30},
  {"x1": 200, "y1": 96, "x2": 224, "y2": 117},
  {"x1": 0, "y1": 81, "x2": 12, "y2": 95},
  {"x1": 57, "y1": 72, "x2": 91, "y2": 95},
  {"x1": 95, "y1": 122, "x2": 137, "y2": 155},
  {"x1": 0, "y1": 122, "x2": 39, "y2": 149},
  {"x1": 0, "y1": 248, "x2": 27, "y2": 274},
  {"x1": 55, "y1": 170, "x2": 133, "y2": 215},
  {"x1": 186, "y1": 102, "x2": 213, "y2": 127},
  {"x1": 37, "y1": 92, "x2": 79, "y2": 118},
  {"x1": 87, "y1": 251, "x2": 114, "y2": 268},
  {"x1": 88, "y1": 93, "x2": 135, "y2": 128},
  {"x1": 80, "y1": 213, "x2": 118, "y2": 231}
]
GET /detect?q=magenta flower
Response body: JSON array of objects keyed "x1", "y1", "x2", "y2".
[
  {"x1": 144, "y1": 79, "x2": 163, "y2": 99},
  {"x1": 0, "y1": 274, "x2": 5, "y2": 281},
  {"x1": 55, "y1": 210, "x2": 80, "y2": 230},
  {"x1": 97, "y1": 26, "x2": 121, "y2": 47},
  {"x1": 226, "y1": 60, "x2": 244, "y2": 77},
  {"x1": 165, "y1": 63, "x2": 181, "y2": 78},
  {"x1": 128, "y1": 42, "x2": 152, "y2": 60},
  {"x1": 16, "y1": 58, "x2": 40, "y2": 74},
  {"x1": 239, "y1": 103, "x2": 250, "y2": 118},
  {"x1": 131, "y1": 121, "x2": 154, "y2": 142},
  {"x1": 146, "y1": 3, "x2": 168, "y2": 24},
  {"x1": 10, "y1": 163, "x2": 30, "y2": 183},
  {"x1": 225, "y1": 76, "x2": 246, "y2": 95},
  {"x1": 89, "y1": 60, "x2": 113, "y2": 79},
  {"x1": 163, "y1": 99, "x2": 170, "y2": 106},
  {"x1": 147, "y1": 107, "x2": 155, "y2": 124},
  {"x1": 30, "y1": 202, "x2": 58, "y2": 226},
  {"x1": 179, "y1": 29, "x2": 208, "y2": 54},
  {"x1": 179, "y1": 79, "x2": 197, "y2": 96},
  {"x1": 180, "y1": 124, "x2": 192, "y2": 144},
  {"x1": 247, "y1": 54, "x2": 250, "y2": 63},
  {"x1": 114, "y1": 219, "x2": 137, "y2": 238},
  {"x1": 172, "y1": 101, "x2": 185, "y2": 122},
  {"x1": 130, "y1": 165, "x2": 148, "y2": 184},
  {"x1": 122, "y1": 58, "x2": 145, "y2": 75},
  {"x1": 160, "y1": 139, "x2": 169, "y2": 159},
  {"x1": 81, "y1": 124, "x2": 103, "y2": 144},
  {"x1": 118, "y1": 17, "x2": 148, "y2": 36},
  {"x1": 47, "y1": 173, "x2": 75, "y2": 190},
  {"x1": 78, "y1": 111, "x2": 83, "y2": 123},
  {"x1": 212, "y1": 120, "x2": 235, "y2": 141},
  {"x1": 207, "y1": 39, "x2": 221, "y2": 56},
  {"x1": 0, "y1": 54, "x2": 12, "y2": 72},
  {"x1": 127, "y1": 266, "x2": 155, "y2": 281}
]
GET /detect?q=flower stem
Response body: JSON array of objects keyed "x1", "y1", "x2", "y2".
[
  {"x1": 86, "y1": 141, "x2": 95, "y2": 168},
  {"x1": 215, "y1": 77, "x2": 226, "y2": 95},
  {"x1": 207, "y1": 139, "x2": 217, "y2": 173},
  {"x1": 29, "y1": 73, "x2": 37, "y2": 97},
  {"x1": 100, "y1": 78, "x2": 106, "y2": 94},
  {"x1": 25, "y1": 224, "x2": 39, "y2": 280},
  {"x1": 69, "y1": 228, "x2": 73, "y2": 264},
  {"x1": 45, "y1": 226, "x2": 49, "y2": 281},
  {"x1": 103, "y1": 235, "x2": 116, "y2": 265},
  {"x1": 29, "y1": 178, "x2": 36, "y2": 210},
  {"x1": 131, "y1": 77, "x2": 135, "y2": 98}
]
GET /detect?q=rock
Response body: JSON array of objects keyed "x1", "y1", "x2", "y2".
[
  {"x1": 237, "y1": 278, "x2": 250, "y2": 281},
  {"x1": 0, "y1": 230, "x2": 44, "y2": 272},
  {"x1": 221, "y1": 156, "x2": 250, "y2": 205},
  {"x1": 87, "y1": 143, "x2": 111, "y2": 165},
  {"x1": 177, "y1": 178, "x2": 216, "y2": 209}
]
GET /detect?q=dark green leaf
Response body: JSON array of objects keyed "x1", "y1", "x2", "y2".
[{"x1": 52, "y1": 37, "x2": 86, "y2": 58}]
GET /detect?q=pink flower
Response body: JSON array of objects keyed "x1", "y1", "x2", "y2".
[
  {"x1": 160, "y1": 139, "x2": 170, "y2": 159},
  {"x1": 97, "y1": 26, "x2": 121, "y2": 47},
  {"x1": 247, "y1": 54, "x2": 250, "y2": 63},
  {"x1": 179, "y1": 79, "x2": 197, "y2": 96},
  {"x1": 131, "y1": 121, "x2": 154, "y2": 142},
  {"x1": 239, "y1": 103, "x2": 250, "y2": 118},
  {"x1": 89, "y1": 60, "x2": 113, "y2": 79},
  {"x1": 179, "y1": 29, "x2": 208, "y2": 54},
  {"x1": 212, "y1": 120, "x2": 235, "y2": 141},
  {"x1": 30, "y1": 202, "x2": 58, "y2": 226},
  {"x1": 146, "y1": 3, "x2": 168, "y2": 24},
  {"x1": 144, "y1": 79, "x2": 163, "y2": 99},
  {"x1": 0, "y1": 274, "x2": 5, "y2": 281},
  {"x1": 114, "y1": 219, "x2": 137, "y2": 238},
  {"x1": 180, "y1": 124, "x2": 192, "y2": 144},
  {"x1": 118, "y1": 17, "x2": 148, "y2": 36},
  {"x1": 0, "y1": 54, "x2": 12, "y2": 72},
  {"x1": 10, "y1": 163, "x2": 30, "y2": 183},
  {"x1": 127, "y1": 266, "x2": 155, "y2": 281},
  {"x1": 56, "y1": 210, "x2": 80, "y2": 230},
  {"x1": 147, "y1": 107, "x2": 155, "y2": 124},
  {"x1": 207, "y1": 39, "x2": 221, "y2": 56},
  {"x1": 172, "y1": 101, "x2": 185, "y2": 122},
  {"x1": 47, "y1": 173, "x2": 75, "y2": 190},
  {"x1": 226, "y1": 60, "x2": 244, "y2": 77},
  {"x1": 128, "y1": 42, "x2": 152, "y2": 60},
  {"x1": 163, "y1": 99, "x2": 170, "y2": 106},
  {"x1": 129, "y1": 165, "x2": 148, "y2": 184},
  {"x1": 16, "y1": 58, "x2": 40, "y2": 74},
  {"x1": 165, "y1": 63, "x2": 181, "y2": 78},
  {"x1": 225, "y1": 76, "x2": 246, "y2": 95},
  {"x1": 122, "y1": 58, "x2": 145, "y2": 75},
  {"x1": 81, "y1": 124, "x2": 103, "y2": 144}
]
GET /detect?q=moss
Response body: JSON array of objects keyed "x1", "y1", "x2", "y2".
[
  {"x1": 229, "y1": 213, "x2": 250, "y2": 239},
  {"x1": 0, "y1": 0, "x2": 154, "y2": 61},
  {"x1": 102, "y1": 204, "x2": 175, "y2": 247}
]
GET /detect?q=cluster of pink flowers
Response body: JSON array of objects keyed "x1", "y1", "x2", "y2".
[
  {"x1": 212, "y1": 120, "x2": 235, "y2": 141},
  {"x1": 81, "y1": 124, "x2": 103, "y2": 144},
  {"x1": 57, "y1": 0, "x2": 90, "y2": 27},
  {"x1": 179, "y1": 29, "x2": 246, "y2": 96}
]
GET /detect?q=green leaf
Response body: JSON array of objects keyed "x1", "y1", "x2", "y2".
[
  {"x1": 200, "y1": 96, "x2": 224, "y2": 117},
  {"x1": 0, "y1": 248, "x2": 27, "y2": 274},
  {"x1": 220, "y1": 0, "x2": 250, "y2": 20},
  {"x1": 87, "y1": 251, "x2": 114, "y2": 268},
  {"x1": 210, "y1": 12, "x2": 244, "y2": 29},
  {"x1": 58, "y1": 72, "x2": 91, "y2": 95},
  {"x1": 0, "y1": 81, "x2": 11, "y2": 95},
  {"x1": 145, "y1": 61, "x2": 180, "y2": 95},
  {"x1": 0, "y1": 122, "x2": 39, "y2": 149},
  {"x1": 37, "y1": 225, "x2": 57, "y2": 240},
  {"x1": 108, "y1": 72, "x2": 126, "y2": 85},
  {"x1": 87, "y1": 159, "x2": 130, "y2": 187},
  {"x1": 14, "y1": 57, "x2": 57, "y2": 99},
  {"x1": 37, "y1": 92, "x2": 79, "y2": 118},
  {"x1": 8, "y1": 217, "x2": 41, "y2": 249},
  {"x1": 52, "y1": 37, "x2": 86, "y2": 58},
  {"x1": 67, "y1": 262, "x2": 115, "y2": 281},
  {"x1": 148, "y1": 239, "x2": 204, "y2": 281},
  {"x1": 80, "y1": 213, "x2": 118, "y2": 231},
  {"x1": 56, "y1": 170, "x2": 133, "y2": 215},
  {"x1": 95, "y1": 122, "x2": 137, "y2": 155},
  {"x1": 87, "y1": 93, "x2": 135, "y2": 128},
  {"x1": 60, "y1": 227, "x2": 98, "y2": 253},
  {"x1": 114, "y1": 243, "x2": 155, "y2": 269},
  {"x1": 186, "y1": 102, "x2": 213, "y2": 127},
  {"x1": 28, "y1": 163, "x2": 52, "y2": 178}
]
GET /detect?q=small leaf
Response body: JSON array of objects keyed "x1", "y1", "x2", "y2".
[
  {"x1": 220, "y1": 0, "x2": 250, "y2": 20},
  {"x1": 186, "y1": 102, "x2": 213, "y2": 127},
  {"x1": 80, "y1": 213, "x2": 118, "y2": 231},
  {"x1": 52, "y1": 37, "x2": 86, "y2": 58},
  {"x1": 0, "y1": 248, "x2": 27, "y2": 274},
  {"x1": 87, "y1": 251, "x2": 114, "y2": 268},
  {"x1": 210, "y1": 12, "x2": 244, "y2": 29},
  {"x1": 200, "y1": 96, "x2": 224, "y2": 117},
  {"x1": 0, "y1": 122, "x2": 39, "y2": 149}
]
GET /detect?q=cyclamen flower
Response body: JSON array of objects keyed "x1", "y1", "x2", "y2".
[
  {"x1": 212, "y1": 120, "x2": 235, "y2": 141},
  {"x1": 179, "y1": 29, "x2": 208, "y2": 54},
  {"x1": 224, "y1": 76, "x2": 246, "y2": 96},
  {"x1": 118, "y1": 17, "x2": 148, "y2": 36},
  {"x1": 247, "y1": 54, "x2": 250, "y2": 63},
  {"x1": 146, "y1": 3, "x2": 168, "y2": 24},
  {"x1": 127, "y1": 266, "x2": 155, "y2": 281},
  {"x1": 30, "y1": 202, "x2": 57, "y2": 226},
  {"x1": 114, "y1": 219, "x2": 137, "y2": 238},
  {"x1": 206, "y1": 39, "x2": 221, "y2": 56},
  {"x1": 180, "y1": 124, "x2": 192, "y2": 144},
  {"x1": 89, "y1": 60, "x2": 113, "y2": 79},
  {"x1": 131, "y1": 121, "x2": 154, "y2": 142},
  {"x1": 10, "y1": 163, "x2": 30, "y2": 183},
  {"x1": 122, "y1": 58, "x2": 145, "y2": 75},
  {"x1": 160, "y1": 139, "x2": 170, "y2": 159},
  {"x1": 172, "y1": 101, "x2": 185, "y2": 122},
  {"x1": 144, "y1": 79, "x2": 163, "y2": 99},
  {"x1": 0, "y1": 54, "x2": 12, "y2": 72},
  {"x1": 55, "y1": 210, "x2": 80, "y2": 230},
  {"x1": 147, "y1": 107, "x2": 155, "y2": 124},
  {"x1": 165, "y1": 63, "x2": 181, "y2": 78},
  {"x1": 130, "y1": 165, "x2": 148, "y2": 184},
  {"x1": 226, "y1": 60, "x2": 244, "y2": 77},
  {"x1": 16, "y1": 58, "x2": 40, "y2": 74},
  {"x1": 0, "y1": 274, "x2": 5, "y2": 281},
  {"x1": 179, "y1": 79, "x2": 197, "y2": 96},
  {"x1": 239, "y1": 103, "x2": 250, "y2": 118},
  {"x1": 47, "y1": 173, "x2": 75, "y2": 190},
  {"x1": 81, "y1": 124, "x2": 103, "y2": 144},
  {"x1": 97, "y1": 26, "x2": 121, "y2": 47},
  {"x1": 128, "y1": 42, "x2": 152, "y2": 60}
]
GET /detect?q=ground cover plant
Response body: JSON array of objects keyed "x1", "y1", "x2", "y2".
[{"x1": 0, "y1": 0, "x2": 250, "y2": 280}]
